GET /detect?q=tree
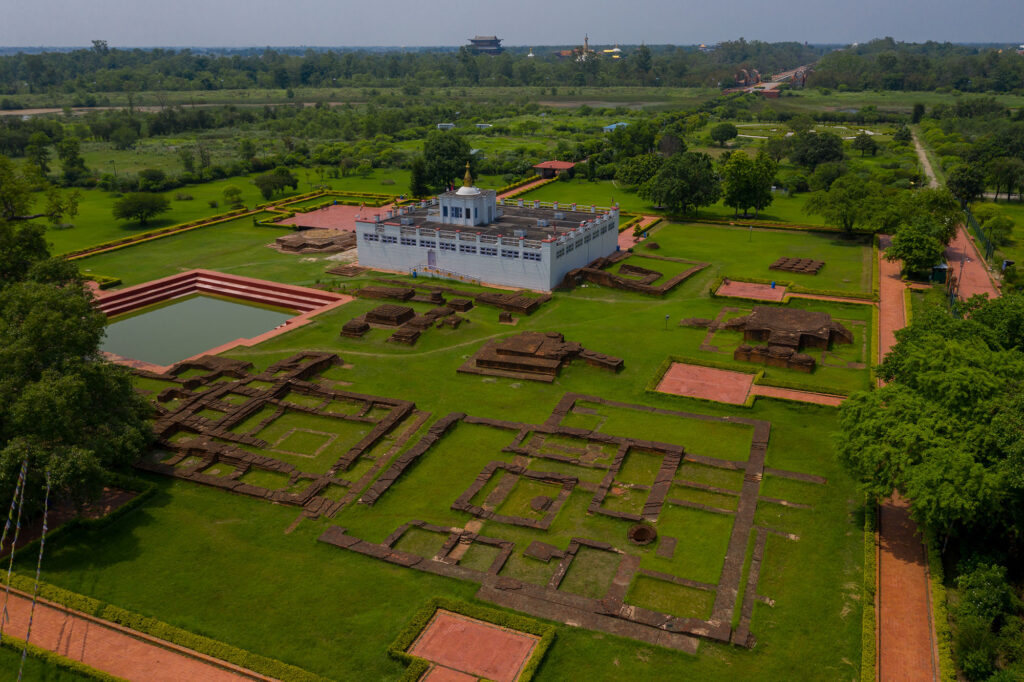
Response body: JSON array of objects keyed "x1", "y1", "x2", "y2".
[
  {"x1": 42, "y1": 187, "x2": 80, "y2": 227},
  {"x1": 408, "y1": 156, "x2": 430, "y2": 198},
  {"x1": 137, "y1": 168, "x2": 167, "y2": 192},
  {"x1": 787, "y1": 114, "x2": 815, "y2": 135},
  {"x1": 253, "y1": 167, "x2": 298, "y2": 200},
  {"x1": 638, "y1": 151, "x2": 721, "y2": 216},
  {"x1": 804, "y1": 175, "x2": 881, "y2": 234},
  {"x1": 112, "y1": 192, "x2": 170, "y2": 225},
  {"x1": 0, "y1": 155, "x2": 34, "y2": 221},
  {"x1": 763, "y1": 136, "x2": 789, "y2": 162},
  {"x1": 222, "y1": 185, "x2": 243, "y2": 208},
  {"x1": 110, "y1": 124, "x2": 138, "y2": 150},
  {"x1": 948, "y1": 164, "x2": 985, "y2": 207},
  {"x1": 25, "y1": 132, "x2": 51, "y2": 175},
  {"x1": 657, "y1": 125, "x2": 687, "y2": 157},
  {"x1": 635, "y1": 44, "x2": 652, "y2": 86},
  {"x1": 721, "y1": 150, "x2": 776, "y2": 217},
  {"x1": 55, "y1": 136, "x2": 87, "y2": 184},
  {"x1": 892, "y1": 125, "x2": 913, "y2": 146},
  {"x1": 422, "y1": 130, "x2": 471, "y2": 192},
  {"x1": 790, "y1": 130, "x2": 844, "y2": 168},
  {"x1": 615, "y1": 153, "x2": 663, "y2": 188},
  {"x1": 0, "y1": 222, "x2": 49, "y2": 287},
  {"x1": 851, "y1": 131, "x2": 878, "y2": 157},
  {"x1": 710, "y1": 122, "x2": 738, "y2": 147},
  {"x1": 873, "y1": 187, "x2": 961, "y2": 243},
  {"x1": 987, "y1": 157, "x2": 1024, "y2": 201},
  {"x1": 886, "y1": 218, "x2": 946, "y2": 274},
  {"x1": 178, "y1": 146, "x2": 195, "y2": 174}
]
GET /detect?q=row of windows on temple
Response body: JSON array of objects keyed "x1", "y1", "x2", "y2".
[{"x1": 362, "y1": 233, "x2": 542, "y2": 260}]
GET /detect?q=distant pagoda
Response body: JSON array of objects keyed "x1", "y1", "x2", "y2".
[{"x1": 468, "y1": 35, "x2": 503, "y2": 55}]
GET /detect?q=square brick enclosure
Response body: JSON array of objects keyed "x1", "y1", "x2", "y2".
[
  {"x1": 409, "y1": 610, "x2": 538, "y2": 682},
  {"x1": 93, "y1": 269, "x2": 352, "y2": 372}
]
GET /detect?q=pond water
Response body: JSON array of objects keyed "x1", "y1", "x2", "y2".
[{"x1": 100, "y1": 294, "x2": 295, "y2": 366}]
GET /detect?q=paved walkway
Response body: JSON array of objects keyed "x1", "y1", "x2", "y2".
[
  {"x1": 0, "y1": 588, "x2": 269, "y2": 681},
  {"x1": 877, "y1": 496, "x2": 939, "y2": 682},
  {"x1": 876, "y1": 237, "x2": 939, "y2": 682},
  {"x1": 655, "y1": 362, "x2": 846, "y2": 407},
  {"x1": 496, "y1": 177, "x2": 550, "y2": 200},
  {"x1": 618, "y1": 215, "x2": 661, "y2": 250},
  {"x1": 946, "y1": 226, "x2": 1000, "y2": 300}
]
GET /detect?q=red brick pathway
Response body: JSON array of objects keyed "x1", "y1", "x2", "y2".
[
  {"x1": 0, "y1": 588, "x2": 268, "y2": 681},
  {"x1": 716, "y1": 280, "x2": 787, "y2": 302},
  {"x1": 946, "y1": 226, "x2": 999, "y2": 300},
  {"x1": 876, "y1": 237, "x2": 940, "y2": 682},
  {"x1": 877, "y1": 495, "x2": 939, "y2": 682},
  {"x1": 408, "y1": 611, "x2": 538, "y2": 682},
  {"x1": 274, "y1": 202, "x2": 394, "y2": 230}
]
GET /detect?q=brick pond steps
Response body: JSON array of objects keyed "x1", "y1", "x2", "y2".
[{"x1": 94, "y1": 269, "x2": 343, "y2": 317}]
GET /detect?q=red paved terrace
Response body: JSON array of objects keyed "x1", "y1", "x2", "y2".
[
  {"x1": 716, "y1": 279, "x2": 787, "y2": 302},
  {"x1": 92, "y1": 269, "x2": 353, "y2": 373},
  {"x1": 532, "y1": 160, "x2": 576, "y2": 178},
  {"x1": 656, "y1": 362, "x2": 845, "y2": 407},
  {"x1": 408, "y1": 610, "x2": 539, "y2": 682},
  {"x1": 274, "y1": 203, "x2": 394, "y2": 230}
]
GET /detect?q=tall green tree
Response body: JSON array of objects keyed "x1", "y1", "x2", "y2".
[
  {"x1": 851, "y1": 131, "x2": 878, "y2": 157},
  {"x1": 0, "y1": 155, "x2": 34, "y2": 221},
  {"x1": 635, "y1": 44, "x2": 652, "y2": 86},
  {"x1": 721, "y1": 150, "x2": 777, "y2": 218},
  {"x1": 422, "y1": 130, "x2": 471, "y2": 192},
  {"x1": 638, "y1": 151, "x2": 721, "y2": 216},
  {"x1": 112, "y1": 192, "x2": 170, "y2": 225},
  {"x1": 408, "y1": 156, "x2": 430, "y2": 198},
  {"x1": 805, "y1": 175, "x2": 881, "y2": 234},
  {"x1": 886, "y1": 218, "x2": 946, "y2": 274},
  {"x1": 709, "y1": 122, "x2": 738, "y2": 147},
  {"x1": 948, "y1": 164, "x2": 986, "y2": 207},
  {"x1": 55, "y1": 136, "x2": 88, "y2": 184},
  {"x1": 25, "y1": 132, "x2": 51, "y2": 175}
]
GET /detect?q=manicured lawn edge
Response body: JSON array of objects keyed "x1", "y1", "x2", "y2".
[
  {"x1": 688, "y1": 217, "x2": 841, "y2": 233},
  {"x1": 636, "y1": 217, "x2": 663, "y2": 236},
  {"x1": 861, "y1": 499, "x2": 877, "y2": 682},
  {"x1": 0, "y1": 572, "x2": 328, "y2": 682},
  {"x1": 872, "y1": 236, "x2": 881, "y2": 300},
  {"x1": 500, "y1": 176, "x2": 558, "y2": 200},
  {"x1": 4, "y1": 474, "x2": 327, "y2": 682},
  {"x1": 0, "y1": 634, "x2": 122, "y2": 681},
  {"x1": 923, "y1": 529, "x2": 957, "y2": 682},
  {"x1": 870, "y1": 305, "x2": 881, "y2": 381},
  {"x1": 388, "y1": 597, "x2": 556, "y2": 682},
  {"x1": 66, "y1": 209, "x2": 258, "y2": 260},
  {"x1": 903, "y1": 287, "x2": 914, "y2": 325}
]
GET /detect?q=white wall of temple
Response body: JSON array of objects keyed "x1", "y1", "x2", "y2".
[{"x1": 354, "y1": 210, "x2": 619, "y2": 291}]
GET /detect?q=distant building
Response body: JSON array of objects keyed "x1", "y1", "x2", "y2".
[
  {"x1": 355, "y1": 165, "x2": 619, "y2": 291},
  {"x1": 475, "y1": 123, "x2": 493, "y2": 129},
  {"x1": 1018, "y1": 44, "x2": 1024, "y2": 55},
  {"x1": 468, "y1": 36, "x2": 503, "y2": 55},
  {"x1": 527, "y1": 47, "x2": 535, "y2": 58},
  {"x1": 532, "y1": 160, "x2": 576, "y2": 179},
  {"x1": 603, "y1": 122, "x2": 628, "y2": 133},
  {"x1": 436, "y1": 123, "x2": 456, "y2": 130},
  {"x1": 602, "y1": 44, "x2": 623, "y2": 59}
]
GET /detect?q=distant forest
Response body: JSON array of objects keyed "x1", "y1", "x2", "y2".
[{"x1": 0, "y1": 38, "x2": 1021, "y2": 97}]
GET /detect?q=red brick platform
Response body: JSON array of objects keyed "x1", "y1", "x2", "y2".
[
  {"x1": 716, "y1": 280, "x2": 787, "y2": 302},
  {"x1": 409, "y1": 611, "x2": 539, "y2": 682},
  {"x1": 274, "y1": 203, "x2": 394, "y2": 231},
  {"x1": 656, "y1": 362, "x2": 845, "y2": 407}
]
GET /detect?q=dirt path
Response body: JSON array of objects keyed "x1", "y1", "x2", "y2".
[
  {"x1": 876, "y1": 238, "x2": 940, "y2": 682},
  {"x1": 912, "y1": 131, "x2": 940, "y2": 189},
  {"x1": 877, "y1": 496, "x2": 939, "y2": 682},
  {"x1": 946, "y1": 226, "x2": 1000, "y2": 299},
  {"x1": 0, "y1": 588, "x2": 270, "y2": 681}
]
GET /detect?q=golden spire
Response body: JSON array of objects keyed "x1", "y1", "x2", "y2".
[{"x1": 463, "y1": 161, "x2": 473, "y2": 187}]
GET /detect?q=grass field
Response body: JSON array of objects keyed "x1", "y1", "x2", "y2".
[{"x1": 20, "y1": 149, "x2": 879, "y2": 679}]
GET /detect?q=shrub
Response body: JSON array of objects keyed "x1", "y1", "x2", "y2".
[
  {"x1": 174, "y1": 193, "x2": 194, "y2": 201},
  {"x1": 208, "y1": 199, "x2": 219, "y2": 208}
]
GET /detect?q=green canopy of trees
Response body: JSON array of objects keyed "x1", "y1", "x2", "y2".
[
  {"x1": 112, "y1": 192, "x2": 171, "y2": 225},
  {"x1": 423, "y1": 130, "x2": 472, "y2": 192},
  {"x1": 638, "y1": 151, "x2": 721, "y2": 217}
]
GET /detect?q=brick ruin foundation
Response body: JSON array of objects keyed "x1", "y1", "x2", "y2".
[
  {"x1": 561, "y1": 252, "x2": 709, "y2": 296},
  {"x1": 342, "y1": 303, "x2": 468, "y2": 346},
  {"x1": 318, "y1": 393, "x2": 827, "y2": 653},
  {"x1": 769, "y1": 257, "x2": 825, "y2": 275},
  {"x1": 458, "y1": 332, "x2": 623, "y2": 383},
  {"x1": 681, "y1": 306, "x2": 853, "y2": 372},
  {"x1": 273, "y1": 229, "x2": 356, "y2": 254}
]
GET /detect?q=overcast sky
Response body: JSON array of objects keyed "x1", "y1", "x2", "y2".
[{"x1": 3, "y1": 0, "x2": 1021, "y2": 47}]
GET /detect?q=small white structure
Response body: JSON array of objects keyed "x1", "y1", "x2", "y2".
[
  {"x1": 355, "y1": 165, "x2": 619, "y2": 291},
  {"x1": 436, "y1": 123, "x2": 456, "y2": 130}
]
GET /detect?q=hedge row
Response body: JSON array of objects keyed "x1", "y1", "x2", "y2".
[
  {"x1": 493, "y1": 174, "x2": 541, "y2": 196},
  {"x1": 83, "y1": 273, "x2": 122, "y2": 290},
  {"x1": 0, "y1": 633, "x2": 120, "y2": 681},
  {"x1": 618, "y1": 214, "x2": 642, "y2": 233},
  {"x1": 871, "y1": 236, "x2": 882, "y2": 300},
  {"x1": 690, "y1": 217, "x2": 842, "y2": 234},
  {"x1": 870, "y1": 305, "x2": 881, "y2": 383},
  {"x1": 861, "y1": 499, "x2": 877, "y2": 682},
  {"x1": 924, "y1": 529, "x2": 957, "y2": 682},
  {"x1": 634, "y1": 217, "x2": 662, "y2": 236},
  {"x1": 500, "y1": 176, "x2": 557, "y2": 200},
  {"x1": 67, "y1": 208, "x2": 254, "y2": 260},
  {"x1": 389, "y1": 597, "x2": 555, "y2": 682}
]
